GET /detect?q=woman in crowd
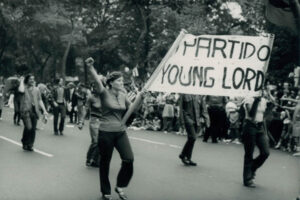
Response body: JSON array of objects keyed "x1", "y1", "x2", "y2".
[{"x1": 85, "y1": 57, "x2": 144, "y2": 200}]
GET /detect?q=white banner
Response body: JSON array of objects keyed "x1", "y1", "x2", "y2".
[{"x1": 147, "y1": 33, "x2": 274, "y2": 97}]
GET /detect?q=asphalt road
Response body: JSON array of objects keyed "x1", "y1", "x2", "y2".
[{"x1": 0, "y1": 108, "x2": 299, "y2": 200}]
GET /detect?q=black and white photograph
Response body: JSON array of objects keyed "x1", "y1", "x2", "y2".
[{"x1": 0, "y1": 0, "x2": 299, "y2": 200}]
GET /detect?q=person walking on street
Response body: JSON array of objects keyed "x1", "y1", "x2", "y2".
[
  {"x1": 52, "y1": 78, "x2": 67, "y2": 135},
  {"x1": 242, "y1": 92, "x2": 270, "y2": 188},
  {"x1": 13, "y1": 81, "x2": 22, "y2": 125},
  {"x1": 18, "y1": 74, "x2": 48, "y2": 151},
  {"x1": 179, "y1": 94, "x2": 210, "y2": 166},
  {"x1": 65, "y1": 82, "x2": 77, "y2": 124},
  {"x1": 86, "y1": 57, "x2": 144, "y2": 200},
  {"x1": 85, "y1": 83, "x2": 103, "y2": 167}
]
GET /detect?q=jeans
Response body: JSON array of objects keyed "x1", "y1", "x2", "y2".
[
  {"x1": 77, "y1": 105, "x2": 86, "y2": 125},
  {"x1": 87, "y1": 116, "x2": 100, "y2": 163},
  {"x1": 203, "y1": 106, "x2": 228, "y2": 142},
  {"x1": 53, "y1": 103, "x2": 66, "y2": 132},
  {"x1": 21, "y1": 110, "x2": 38, "y2": 148},
  {"x1": 13, "y1": 99, "x2": 21, "y2": 124},
  {"x1": 180, "y1": 124, "x2": 198, "y2": 160},
  {"x1": 242, "y1": 120, "x2": 270, "y2": 183},
  {"x1": 98, "y1": 131, "x2": 134, "y2": 195}
]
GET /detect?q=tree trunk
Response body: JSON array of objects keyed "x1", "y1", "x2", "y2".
[
  {"x1": 289, "y1": 0, "x2": 300, "y2": 66},
  {"x1": 61, "y1": 33, "x2": 73, "y2": 81}
]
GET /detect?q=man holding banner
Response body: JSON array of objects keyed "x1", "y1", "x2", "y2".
[
  {"x1": 144, "y1": 30, "x2": 274, "y2": 185},
  {"x1": 178, "y1": 94, "x2": 210, "y2": 166}
]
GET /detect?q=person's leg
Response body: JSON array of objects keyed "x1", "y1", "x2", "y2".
[
  {"x1": 28, "y1": 113, "x2": 38, "y2": 149},
  {"x1": 87, "y1": 117, "x2": 100, "y2": 165},
  {"x1": 183, "y1": 124, "x2": 197, "y2": 160},
  {"x1": 167, "y1": 117, "x2": 174, "y2": 132},
  {"x1": 59, "y1": 104, "x2": 66, "y2": 133},
  {"x1": 114, "y1": 132, "x2": 134, "y2": 189},
  {"x1": 53, "y1": 106, "x2": 59, "y2": 134},
  {"x1": 98, "y1": 131, "x2": 115, "y2": 196},
  {"x1": 21, "y1": 112, "x2": 32, "y2": 148},
  {"x1": 242, "y1": 123, "x2": 257, "y2": 185},
  {"x1": 162, "y1": 117, "x2": 168, "y2": 131},
  {"x1": 252, "y1": 128, "x2": 270, "y2": 172},
  {"x1": 16, "y1": 101, "x2": 21, "y2": 124},
  {"x1": 180, "y1": 124, "x2": 197, "y2": 166},
  {"x1": 0, "y1": 109, "x2": 2, "y2": 118}
]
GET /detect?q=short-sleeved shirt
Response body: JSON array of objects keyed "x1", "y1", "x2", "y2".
[
  {"x1": 243, "y1": 97, "x2": 267, "y2": 122},
  {"x1": 87, "y1": 93, "x2": 102, "y2": 118},
  {"x1": 98, "y1": 89, "x2": 131, "y2": 132}
]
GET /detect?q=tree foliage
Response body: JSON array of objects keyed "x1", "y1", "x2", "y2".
[{"x1": 0, "y1": 0, "x2": 297, "y2": 84}]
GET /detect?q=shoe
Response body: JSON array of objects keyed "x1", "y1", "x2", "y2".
[
  {"x1": 86, "y1": 160, "x2": 91, "y2": 167},
  {"x1": 102, "y1": 194, "x2": 113, "y2": 200},
  {"x1": 179, "y1": 154, "x2": 189, "y2": 165},
  {"x1": 115, "y1": 187, "x2": 127, "y2": 200},
  {"x1": 54, "y1": 131, "x2": 59, "y2": 135},
  {"x1": 60, "y1": 131, "x2": 63, "y2": 135},
  {"x1": 27, "y1": 147, "x2": 34, "y2": 151},
  {"x1": 187, "y1": 159, "x2": 197, "y2": 166},
  {"x1": 90, "y1": 161, "x2": 99, "y2": 168},
  {"x1": 251, "y1": 169, "x2": 256, "y2": 180},
  {"x1": 23, "y1": 146, "x2": 33, "y2": 151},
  {"x1": 244, "y1": 180, "x2": 256, "y2": 188}
]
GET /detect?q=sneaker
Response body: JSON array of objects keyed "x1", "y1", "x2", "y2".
[
  {"x1": 244, "y1": 179, "x2": 256, "y2": 188},
  {"x1": 102, "y1": 194, "x2": 113, "y2": 200}
]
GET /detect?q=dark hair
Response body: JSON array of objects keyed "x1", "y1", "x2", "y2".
[
  {"x1": 55, "y1": 78, "x2": 63, "y2": 85},
  {"x1": 106, "y1": 71, "x2": 123, "y2": 88},
  {"x1": 24, "y1": 74, "x2": 34, "y2": 85}
]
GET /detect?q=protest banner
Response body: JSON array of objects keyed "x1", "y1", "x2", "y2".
[
  {"x1": 121, "y1": 29, "x2": 187, "y2": 124},
  {"x1": 146, "y1": 32, "x2": 274, "y2": 97}
]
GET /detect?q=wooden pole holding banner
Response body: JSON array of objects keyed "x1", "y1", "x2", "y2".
[{"x1": 121, "y1": 29, "x2": 188, "y2": 125}]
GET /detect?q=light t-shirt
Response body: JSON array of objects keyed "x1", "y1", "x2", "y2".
[{"x1": 243, "y1": 97, "x2": 268, "y2": 122}]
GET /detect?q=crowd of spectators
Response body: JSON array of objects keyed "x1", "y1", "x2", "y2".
[{"x1": 1, "y1": 75, "x2": 300, "y2": 155}]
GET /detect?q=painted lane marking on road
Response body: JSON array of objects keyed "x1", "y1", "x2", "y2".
[
  {"x1": 0, "y1": 136, "x2": 54, "y2": 158},
  {"x1": 129, "y1": 136, "x2": 182, "y2": 149}
]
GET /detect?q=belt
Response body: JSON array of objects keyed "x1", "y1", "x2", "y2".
[{"x1": 245, "y1": 119, "x2": 263, "y2": 126}]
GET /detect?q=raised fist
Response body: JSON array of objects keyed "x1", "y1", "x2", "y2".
[{"x1": 85, "y1": 57, "x2": 94, "y2": 67}]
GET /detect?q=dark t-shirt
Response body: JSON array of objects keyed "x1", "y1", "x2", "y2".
[{"x1": 98, "y1": 89, "x2": 131, "y2": 132}]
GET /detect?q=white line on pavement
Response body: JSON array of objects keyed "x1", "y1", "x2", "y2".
[
  {"x1": 129, "y1": 136, "x2": 182, "y2": 149},
  {"x1": 0, "y1": 136, "x2": 54, "y2": 158}
]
